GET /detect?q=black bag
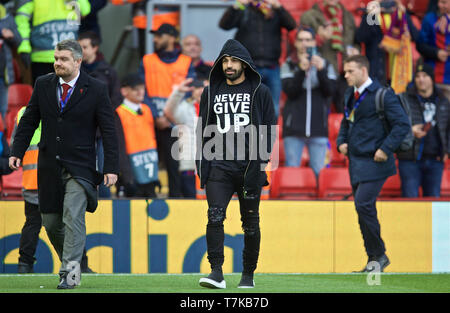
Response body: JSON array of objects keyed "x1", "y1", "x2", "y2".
[{"x1": 375, "y1": 87, "x2": 414, "y2": 152}]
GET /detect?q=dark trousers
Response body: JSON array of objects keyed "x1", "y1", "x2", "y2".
[
  {"x1": 180, "y1": 170, "x2": 196, "y2": 198},
  {"x1": 96, "y1": 136, "x2": 111, "y2": 198},
  {"x1": 19, "y1": 201, "x2": 42, "y2": 265},
  {"x1": 124, "y1": 182, "x2": 157, "y2": 198},
  {"x1": 205, "y1": 166, "x2": 261, "y2": 274},
  {"x1": 156, "y1": 127, "x2": 182, "y2": 197},
  {"x1": 352, "y1": 178, "x2": 387, "y2": 258}
]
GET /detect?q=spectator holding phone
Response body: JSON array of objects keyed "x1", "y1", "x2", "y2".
[
  {"x1": 164, "y1": 76, "x2": 208, "y2": 198},
  {"x1": 280, "y1": 26, "x2": 337, "y2": 179},
  {"x1": 397, "y1": 61, "x2": 450, "y2": 198},
  {"x1": 300, "y1": 0, "x2": 359, "y2": 112},
  {"x1": 219, "y1": 0, "x2": 296, "y2": 118}
]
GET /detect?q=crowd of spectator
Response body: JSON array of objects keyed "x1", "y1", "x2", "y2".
[{"x1": 0, "y1": 0, "x2": 449, "y2": 201}]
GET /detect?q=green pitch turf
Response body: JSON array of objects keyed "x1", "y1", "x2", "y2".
[{"x1": 0, "y1": 273, "x2": 448, "y2": 293}]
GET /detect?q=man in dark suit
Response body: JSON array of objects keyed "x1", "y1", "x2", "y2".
[
  {"x1": 337, "y1": 55, "x2": 410, "y2": 272},
  {"x1": 9, "y1": 39, "x2": 119, "y2": 289}
]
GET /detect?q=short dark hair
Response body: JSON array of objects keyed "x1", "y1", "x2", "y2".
[
  {"x1": 78, "y1": 31, "x2": 101, "y2": 47},
  {"x1": 56, "y1": 39, "x2": 83, "y2": 61},
  {"x1": 344, "y1": 55, "x2": 370, "y2": 72},
  {"x1": 297, "y1": 25, "x2": 316, "y2": 38}
]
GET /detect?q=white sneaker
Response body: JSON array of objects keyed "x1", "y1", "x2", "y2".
[{"x1": 199, "y1": 271, "x2": 226, "y2": 289}]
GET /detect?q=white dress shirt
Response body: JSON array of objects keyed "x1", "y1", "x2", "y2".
[
  {"x1": 355, "y1": 77, "x2": 373, "y2": 95},
  {"x1": 58, "y1": 71, "x2": 80, "y2": 103}
]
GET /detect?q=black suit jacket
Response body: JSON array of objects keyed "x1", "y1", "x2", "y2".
[{"x1": 11, "y1": 71, "x2": 119, "y2": 213}]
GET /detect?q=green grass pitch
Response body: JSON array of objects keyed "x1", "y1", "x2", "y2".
[{"x1": 0, "y1": 273, "x2": 448, "y2": 293}]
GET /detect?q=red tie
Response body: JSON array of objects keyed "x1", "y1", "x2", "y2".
[
  {"x1": 61, "y1": 83, "x2": 71, "y2": 102},
  {"x1": 354, "y1": 90, "x2": 360, "y2": 100}
]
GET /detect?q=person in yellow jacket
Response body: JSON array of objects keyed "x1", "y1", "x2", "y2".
[
  {"x1": 115, "y1": 73, "x2": 160, "y2": 197},
  {"x1": 12, "y1": 106, "x2": 92, "y2": 273},
  {"x1": 14, "y1": 0, "x2": 91, "y2": 83}
]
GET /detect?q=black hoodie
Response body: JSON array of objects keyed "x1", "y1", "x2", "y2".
[{"x1": 196, "y1": 39, "x2": 277, "y2": 195}]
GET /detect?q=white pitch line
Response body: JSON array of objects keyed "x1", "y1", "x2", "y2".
[{"x1": 0, "y1": 272, "x2": 447, "y2": 277}]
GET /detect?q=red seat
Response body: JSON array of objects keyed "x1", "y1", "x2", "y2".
[
  {"x1": 340, "y1": 0, "x2": 364, "y2": 13},
  {"x1": 6, "y1": 84, "x2": 33, "y2": 142},
  {"x1": 328, "y1": 141, "x2": 347, "y2": 167},
  {"x1": 301, "y1": 148, "x2": 310, "y2": 167},
  {"x1": 0, "y1": 167, "x2": 23, "y2": 199},
  {"x1": 270, "y1": 167, "x2": 318, "y2": 199},
  {"x1": 328, "y1": 113, "x2": 344, "y2": 141},
  {"x1": 441, "y1": 170, "x2": 450, "y2": 197},
  {"x1": 12, "y1": 58, "x2": 22, "y2": 84},
  {"x1": 272, "y1": 138, "x2": 285, "y2": 167},
  {"x1": 318, "y1": 167, "x2": 352, "y2": 199},
  {"x1": 379, "y1": 173, "x2": 402, "y2": 198},
  {"x1": 7, "y1": 83, "x2": 33, "y2": 108},
  {"x1": 281, "y1": 0, "x2": 316, "y2": 11},
  {"x1": 328, "y1": 113, "x2": 347, "y2": 167}
]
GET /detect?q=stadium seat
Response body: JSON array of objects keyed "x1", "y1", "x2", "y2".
[
  {"x1": 1, "y1": 168, "x2": 23, "y2": 199},
  {"x1": 328, "y1": 113, "x2": 343, "y2": 141},
  {"x1": 327, "y1": 114, "x2": 346, "y2": 167},
  {"x1": 281, "y1": 0, "x2": 316, "y2": 11},
  {"x1": 272, "y1": 138, "x2": 285, "y2": 167},
  {"x1": 328, "y1": 141, "x2": 347, "y2": 167},
  {"x1": 408, "y1": 0, "x2": 431, "y2": 18},
  {"x1": 301, "y1": 148, "x2": 310, "y2": 167},
  {"x1": 340, "y1": 0, "x2": 364, "y2": 13},
  {"x1": 379, "y1": 173, "x2": 402, "y2": 198},
  {"x1": 5, "y1": 84, "x2": 33, "y2": 142},
  {"x1": 12, "y1": 58, "x2": 21, "y2": 84},
  {"x1": 318, "y1": 167, "x2": 352, "y2": 199},
  {"x1": 7, "y1": 83, "x2": 33, "y2": 109},
  {"x1": 441, "y1": 170, "x2": 450, "y2": 198},
  {"x1": 270, "y1": 167, "x2": 318, "y2": 199}
]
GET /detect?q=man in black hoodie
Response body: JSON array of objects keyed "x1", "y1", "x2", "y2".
[{"x1": 196, "y1": 39, "x2": 276, "y2": 289}]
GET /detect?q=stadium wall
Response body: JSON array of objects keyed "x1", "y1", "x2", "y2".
[{"x1": 0, "y1": 200, "x2": 449, "y2": 273}]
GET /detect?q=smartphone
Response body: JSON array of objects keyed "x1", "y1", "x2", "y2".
[
  {"x1": 306, "y1": 46, "x2": 317, "y2": 60},
  {"x1": 423, "y1": 122, "x2": 432, "y2": 132}
]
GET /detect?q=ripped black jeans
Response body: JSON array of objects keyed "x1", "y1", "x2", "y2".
[{"x1": 205, "y1": 166, "x2": 261, "y2": 274}]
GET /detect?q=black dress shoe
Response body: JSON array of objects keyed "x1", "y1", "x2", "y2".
[
  {"x1": 18, "y1": 262, "x2": 34, "y2": 274},
  {"x1": 357, "y1": 254, "x2": 390, "y2": 273}
]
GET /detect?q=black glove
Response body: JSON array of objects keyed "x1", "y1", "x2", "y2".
[{"x1": 20, "y1": 53, "x2": 31, "y2": 68}]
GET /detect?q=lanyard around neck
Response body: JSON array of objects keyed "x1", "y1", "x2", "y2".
[
  {"x1": 60, "y1": 85, "x2": 74, "y2": 109},
  {"x1": 345, "y1": 89, "x2": 368, "y2": 122}
]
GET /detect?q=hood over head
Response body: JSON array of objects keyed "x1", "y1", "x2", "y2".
[{"x1": 209, "y1": 39, "x2": 261, "y2": 88}]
